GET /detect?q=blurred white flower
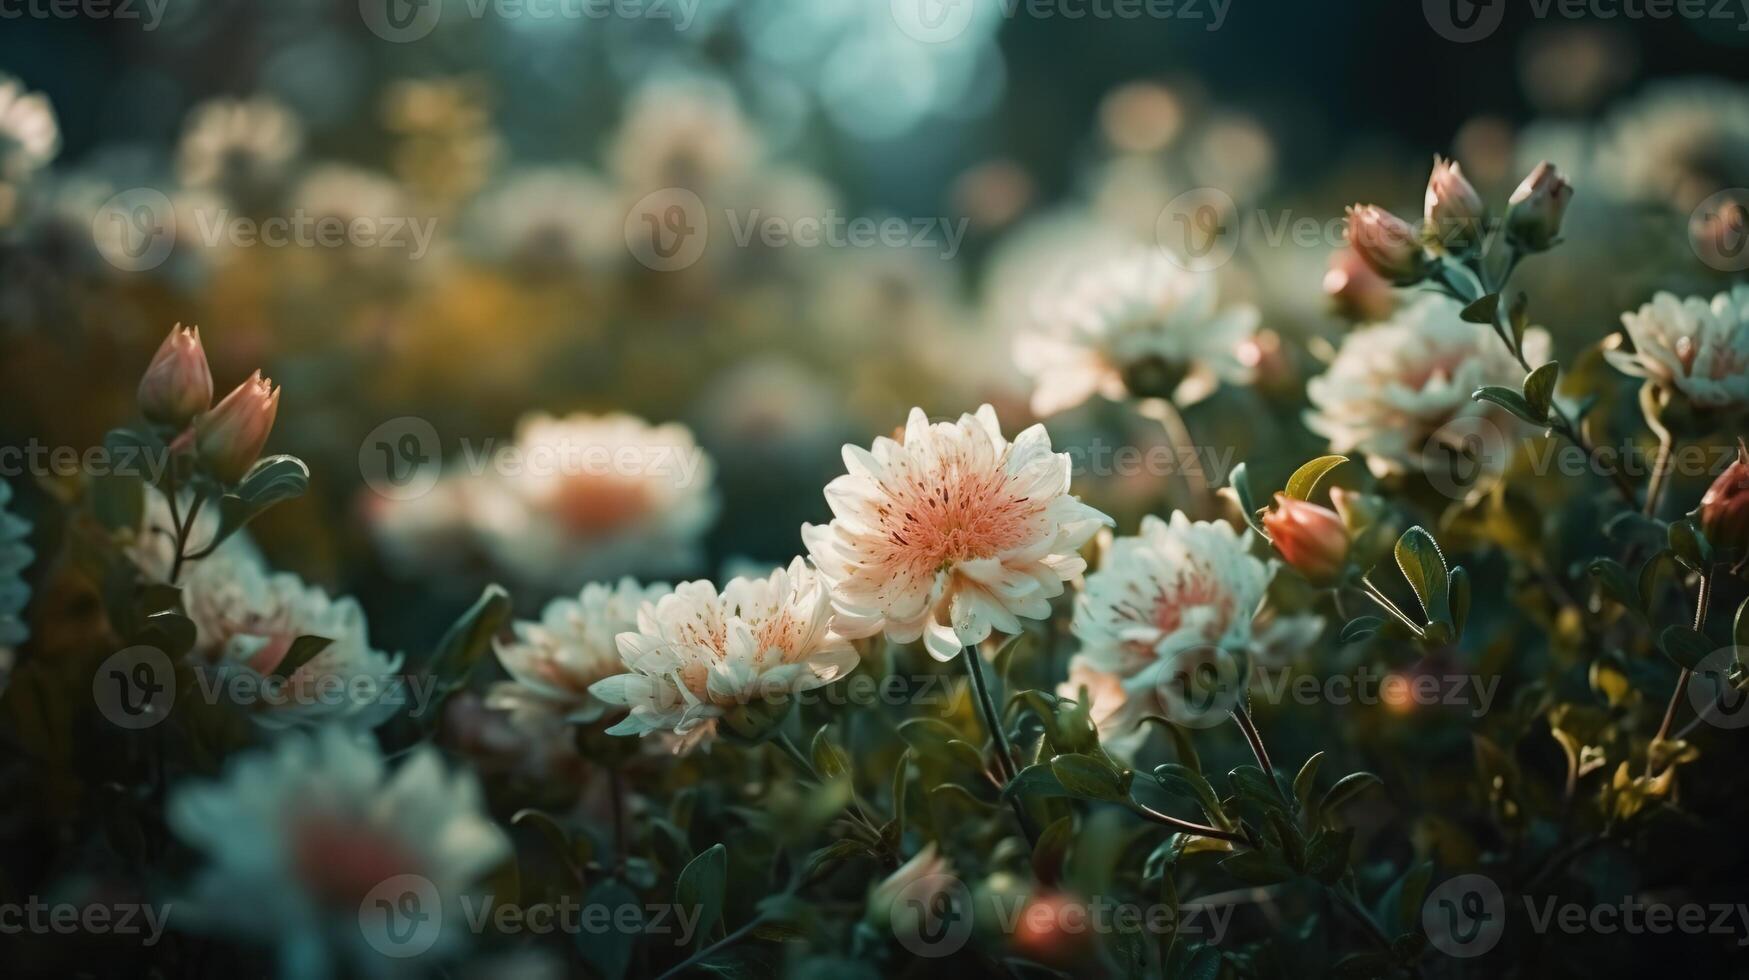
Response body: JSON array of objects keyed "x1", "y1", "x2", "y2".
[
  {"x1": 589, "y1": 558, "x2": 858, "y2": 752},
  {"x1": 0, "y1": 481, "x2": 30, "y2": 694},
  {"x1": 181, "y1": 549, "x2": 405, "y2": 729},
  {"x1": 465, "y1": 167, "x2": 620, "y2": 274},
  {"x1": 167, "y1": 727, "x2": 508, "y2": 977},
  {"x1": 1014, "y1": 248, "x2": 1259, "y2": 416},
  {"x1": 608, "y1": 75, "x2": 760, "y2": 194},
  {"x1": 867, "y1": 843, "x2": 955, "y2": 927},
  {"x1": 471, "y1": 412, "x2": 718, "y2": 593},
  {"x1": 1305, "y1": 295, "x2": 1550, "y2": 477},
  {"x1": 0, "y1": 73, "x2": 57, "y2": 186},
  {"x1": 804, "y1": 405, "x2": 1110, "y2": 662},
  {"x1": 1057, "y1": 654, "x2": 1149, "y2": 761},
  {"x1": 177, "y1": 94, "x2": 303, "y2": 195},
  {"x1": 489, "y1": 577, "x2": 670, "y2": 731},
  {"x1": 1071, "y1": 513, "x2": 1319, "y2": 727},
  {"x1": 1593, "y1": 79, "x2": 1749, "y2": 212},
  {"x1": 1607, "y1": 285, "x2": 1749, "y2": 409}
]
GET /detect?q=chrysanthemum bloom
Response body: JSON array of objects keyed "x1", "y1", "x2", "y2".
[
  {"x1": 489, "y1": 577, "x2": 671, "y2": 731},
  {"x1": 1605, "y1": 285, "x2": 1749, "y2": 409},
  {"x1": 589, "y1": 558, "x2": 858, "y2": 752},
  {"x1": 182, "y1": 550, "x2": 405, "y2": 729},
  {"x1": 0, "y1": 74, "x2": 58, "y2": 184},
  {"x1": 470, "y1": 412, "x2": 719, "y2": 592},
  {"x1": 1071, "y1": 513, "x2": 1321, "y2": 720},
  {"x1": 1305, "y1": 295, "x2": 1551, "y2": 477},
  {"x1": 1013, "y1": 249, "x2": 1260, "y2": 417},
  {"x1": 177, "y1": 94, "x2": 302, "y2": 194},
  {"x1": 804, "y1": 405, "x2": 1111, "y2": 662},
  {"x1": 166, "y1": 728, "x2": 508, "y2": 976}
]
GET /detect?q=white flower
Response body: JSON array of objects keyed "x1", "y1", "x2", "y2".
[
  {"x1": 166, "y1": 728, "x2": 509, "y2": 978},
  {"x1": 178, "y1": 94, "x2": 302, "y2": 192},
  {"x1": 465, "y1": 167, "x2": 620, "y2": 273},
  {"x1": 0, "y1": 74, "x2": 58, "y2": 182},
  {"x1": 1057, "y1": 654, "x2": 1149, "y2": 762},
  {"x1": 1607, "y1": 286, "x2": 1749, "y2": 409},
  {"x1": 489, "y1": 577, "x2": 670, "y2": 730},
  {"x1": 589, "y1": 558, "x2": 858, "y2": 752},
  {"x1": 804, "y1": 405, "x2": 1111, "y2": 662},
  {"x1": 608, "y1": 75, "x2": 760, "y2": 194},
  {"x1": 1014, "y1": 248, "x2": 1259, "y2": 416},
  {"x1": 1071, "y1": 513, "x2": 1319, "y2": 727},
  {"x1": 1305, "y1": 295, "x2": 1551, "y2": 477},
  {"x1": 471, "y1": 412, "x2": 718, "y2": 592},
  {"x1": 1593, "y1": 79, "x2": 1749, "y2": 212},
  {"x1": 181, "y1": 549, "x2": 405, "y2": 729}
]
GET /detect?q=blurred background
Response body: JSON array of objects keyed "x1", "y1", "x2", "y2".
[{"x1": 3, "y1": 0, "x2": 1749, "y2": 649}]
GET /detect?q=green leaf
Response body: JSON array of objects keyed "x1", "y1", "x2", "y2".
[
  {"x1": 1522, "y1": 362, "x2": 1559, "y2": 421},
  {"x1": 1339, "y1": 616, "x2": 1385, "y2": 644},
  {"x1": 1605, "y1": 511, "x2": 1667, "y2": 550},
  {"x1": 1303, "y1": 827, "x2": 1354, "y2": 884},
  {"x1": 1393, "y1": 526, "x2": 1450, "y2": 627},
  {"x1": 1587, "y1": 557, "x2": 1638, "y2": 610},
  {"x1": 1472, "y1": 385, "x2": 1542, "y2": 425},
  {"x1": 1668, "y1": 519, "x2": 1713, "y2": 571},
  {"x1": 1002, "y1": 763, "x2": 1069, "y2": 801},
  {"x1": 1460, "y1": 293, "x2": 1500, "y2": 325},
  {"x1": 1659, "y1": 626, "x2": 1713, "y2": 671},
  {"x1": 1637, "y1": 550, "x2": 1677, "y2": 615},
  {"x1": 578, "y1": 879, "x2": 639, "y2": 980},
  {"x1": 425, "y1": 584, "x2": 513, "y2": 698},
  {"x1": 1140, "y1": 716, "x2": 1201, "y2": 774},
  {"x1": 1031, "y1": 815, "x2": 1074, "y2": 886},
  {"x1": 891, "y1": 748, "x2": 911, "y2": 840},
  {"x1": 1284, "y1": 455, "x2": 1349, "y2": 502},
  {"x1": 1152, "y1": 764, "x2": 1228, "y2": 827},
  {"x1": 1317, "y1": 772, "x2": 1382, "y2": 819},
  {"x1": 675, "y1": 843, "x2": 728, "y2": 949},
  {"x1": 1050, "y1": 753, "x2": 1131, "y2": 803},
  {"x1": 214, "y1": 455, "x2": 310, "y2": 543},
  {"x1": 1293, "y1": 751, "x2": 1325, "y2": 812},
  {"x1": 1376, "y1": 861, "x2": 1432, "y2": 937},
  {"x1": 1735, "y1": 596, "x2": 1749, "y2": 651},
  {"x1": 1228, "y1": 462, "x2": 1270, "y2": 540},
  {"x1": 1229, "y1": 764, "x2": 1288, "y2": 813},
  {"x1": 810, "y1": 726, "x2": 851, "y2": 780},
  {"x1": 1508, "y1": 292, "x2": 1530, "y2": 351},
  {"x1": 268, "y1": 635, "x2": 332, "y2": 679},
  {"x1": 511, "y1": 808, "x2": 583, "y2": 880}
]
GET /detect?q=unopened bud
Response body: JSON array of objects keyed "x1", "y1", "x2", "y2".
[
  {"x1": 1345, "y1": 205, "x2": 1427, "y2": 284},
  {"x1": 1506, "y1": 162, "x2": 1573, "y2": 252},
  {"x1": 138, "y1": 323, "x2": 212, "y2": 428},
  {"x1": 195, "y1": 370, "x2": 280, "y2": 484}
]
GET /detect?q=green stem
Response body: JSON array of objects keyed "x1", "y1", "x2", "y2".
[
  {"x1": 774, "y1": 734, "x2": 888, "y2": 852},
  {"x1": 962, "y1": 644, "x2": 1041, "y2": 847},
  {"x1": 1649, "y1": 568, "x2": 1710, "y2": 774},
  {"x1": 653, "y1": 912, "x2": 769, "y2": 980},
  {"x1": 1230, "y1": 703, "x2": 1274, "y2": 777}
]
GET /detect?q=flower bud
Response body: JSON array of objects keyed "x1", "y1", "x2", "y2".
[
  {"x1": 1698, "y1": 440, "x2": 1749, "y2": 553},
  {"x1": 1263, "y1": 493, "x2": 1350, "y2": 585},
  {"x1": 138, "y1": 323, "x2": 212, "y2": 427},
  {"x1": 196, "y1": 370, "x2": 280, "y2": 484},
  {"x1": 1344, "y1": 205, "x2": 1426, "y2": 284},
  {"x1": 1323, "y1": 246, "x2": 1396, "y2": 322},
  {"x1": 1506, "y1": 162, "x2": 1573, "y2": 252},
  {"x1": 1424, "y1": 156, "x2": 1486, "y2": 252}
]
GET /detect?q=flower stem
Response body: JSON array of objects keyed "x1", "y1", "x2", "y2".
[
  {"x1": 1649, "y1": 567, "x2": 1710, "y2": 774},
  {"x1": 774, "y1": 733, "x2": 890, "y2": 855},
  {"x1": 1230, "y1": 703, "x2": 1274, "y2": 777},
  {"x1": 1127, "y1": 799, "x2": 1247, "y2": 843},
  {"x1": 962, "y1": 644, "x2": 1041, "y2": 846},
  {"x1": 653, "y1": 912, "x2": 769, "y2": 980}
]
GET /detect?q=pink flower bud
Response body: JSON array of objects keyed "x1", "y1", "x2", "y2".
[
  {"x1": 1344, "y1": 205, "x2": 1426, "y2": 284},
  {"x1": 1699, "y1": 441, "x2": 1749, "y2": 553},
  {"x1": 1424, "y1": 156, "x2": 1486, "y2": 251},
  {"x1": 1507, "y1": 162, "x2": 1573, "y2": 251},
  {"x1": 1263, "y1": 493, "x2": 1350, "y2": 585},
  {"x1": 1323, "y1": 246, "x2": 1396, "y2": 322},
  {"x1": 196, "y1": 370, "x2": 280, "y2": 484},
  {"x1": 138, "y1": 323, "x2": 212, "y2": 428}
]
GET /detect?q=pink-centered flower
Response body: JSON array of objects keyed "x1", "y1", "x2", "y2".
[{"x1": 804, "y1": 405, "x2": 1112, "y2": 662}]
